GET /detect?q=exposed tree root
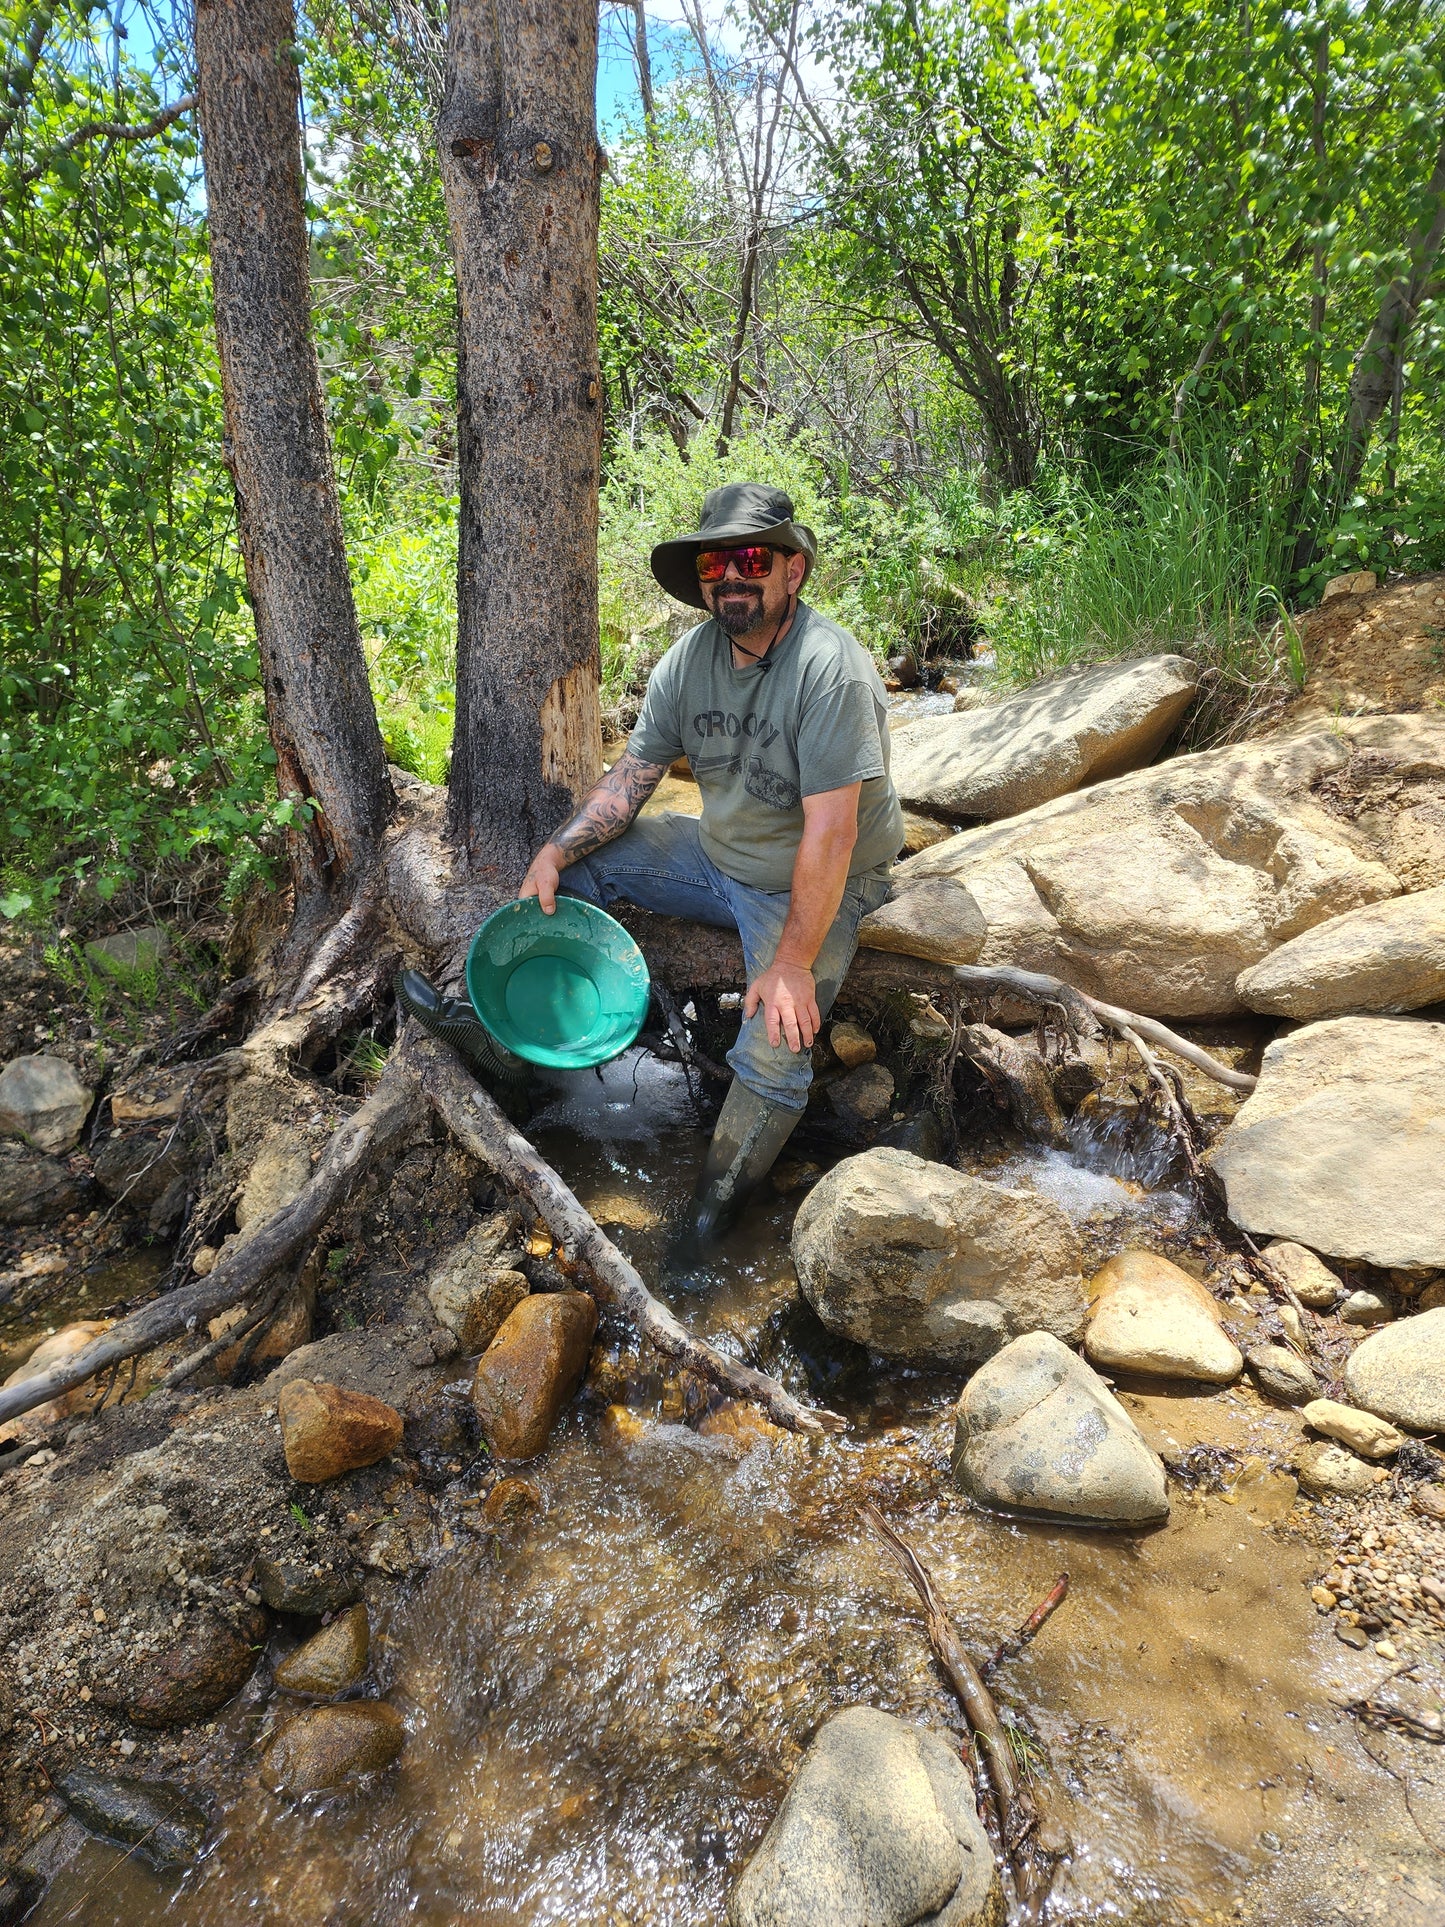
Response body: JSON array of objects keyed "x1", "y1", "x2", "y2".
[
  {"x1": 413, "y1": 1030, "x2": 843, "y2": 1436},
  {"x1": 957, "y1": 1021, "x2": 1068, "y2": 1148},
  {"x1": 860, "y1": 1503, "x2": 1059, "y2": 1926}
]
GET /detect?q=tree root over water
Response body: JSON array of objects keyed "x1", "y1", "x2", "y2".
[{"x1": 861, "y1": 1503, "x2": 1062, "y2": 1926}]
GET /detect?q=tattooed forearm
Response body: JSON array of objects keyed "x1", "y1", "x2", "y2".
[{"x1": 546, "y1": 749, "x2": 668, "y2": 864}]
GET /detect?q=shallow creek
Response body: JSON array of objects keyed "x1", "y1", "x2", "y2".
[{"x1": 28, "y1": 1054, "x2": 1433, "y2": 1925}]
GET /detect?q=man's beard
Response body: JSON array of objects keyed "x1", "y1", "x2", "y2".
[{"x1": 713, "y1": 587, "x2": 765, "y2": 637}]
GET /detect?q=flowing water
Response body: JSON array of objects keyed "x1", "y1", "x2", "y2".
[{"x1": 27, "y1": 1056, "x2": 1433, "y2": 1925}]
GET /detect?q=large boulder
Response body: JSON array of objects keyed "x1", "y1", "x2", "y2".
[
  {"x1": 1211, "y1": 1015, "x2": 1445, "y2": 1268},
  {"x1": 1084, "y1": 1250, "x2": 1242, "y2": 1383},
  {"x1": 865, "y1": 715, "x2": 1445, "y2": 1017},
  {"x1": 951, "y1": 1331, "x2": 1169, "y2": 1527},
  {"x1": 729, "y1": 1707, "x2": 1002, "y2": 1927},
  {"x1": 0, "y1": 1148, "x2": 90, "y2": 1225},
  {"x1": 1236, "y1": 882, "x2": 1445, "y2": 1018},
  {"x1": 471, "y1": 1289, "x2": 597, "y2": 1458},
  {"x1": 0, "y1": 1055, "x2": 93, "y2": 1154},
  {"x1": 791, "y1": 1148, "x2": 1085, "y2": 1367},
  {"x1": 887, "y1": 654, "x2": 1198, "y2": 821},
  {"x1": 1343, "y1": 1308, "x2": 1445, "y2": 1433}
]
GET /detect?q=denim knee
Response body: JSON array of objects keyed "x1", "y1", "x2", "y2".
[{"x1": 727, "y1": 1017, "x2": 814, "y2": 1113}]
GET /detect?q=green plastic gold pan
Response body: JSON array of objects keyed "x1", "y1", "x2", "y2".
[{"x1": 465, "y1": 897, "x2": 652, "y2": 1071}]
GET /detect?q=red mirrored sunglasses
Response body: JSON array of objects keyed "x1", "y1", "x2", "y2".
[{"x1": 695, "y1": 544, "x2": 777, "y2": 583}]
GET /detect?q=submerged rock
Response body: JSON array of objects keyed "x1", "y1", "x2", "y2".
[
  {"x1": 1344, "y1": 1308, "x2": 1445, "y2": 1433},
  {"x1": 694, "y1": 1400, "x2": 789, "y2": 1456},
  {"x1": 1301, "y1": 1398, "x2": 1403, "y2": 1460},
  {"x1": 278, "y1": 1377, "x2": 404, "y2": 1484},
  {"x1": 792, "y1": 1147, "x2": 1084, "y2": 1367},
  {"x1": 57, "y1": 1768, "x2": 208, "y2": 1868},
  {"x1": 0, "y1": 1055, "x2": 92, "y2": 1154},
  {"x1": 1236, "y1": 882, "x2": 1445, "y2": 1019},
  {"x1": 1263, "y1": 1241, "x2": 1342, "y2": 1309},
  {"x1": 951, "y1": 1331, "x2": 1169, "y2": 1527},
  {"x1": 887, "y1": 653, "x2": 1198, "y2": 821},
  {"x1": 1245, "y1": 1344, "x2": 1318, "y2": 1405},
  {"x1": 471, "y1": 1289, "x2": 597, "y2": 1458},
  {"x1": 729, "y1": 1706, "x2": 1002, "y2": 1927},
  {"x1": 1084, "y1": 1250, "x2": 1242, "y2": 1383},
  {"x1": 274, "y1": 1604, "x2": 369, "y2": 1697},
  {"x1": 1212, "y1": 1016, "x2": 1445, "y2": 1269},
  {"x1": 262, "y1": 1700, "x2": 405, "y2": 1796}
]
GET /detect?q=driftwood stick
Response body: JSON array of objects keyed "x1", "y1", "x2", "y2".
[
  {"x1": 985, "y1": 1574, "x2": 1070, "y2": 1678},
  {"x1": 415, "y1": 1033, "x2": 842, "y2": 1437},
  {"x1": 0, "y1": 1056, "x2": 420, "y2": 1429},
  {"x1": 952, "y1": 964, "x2": 1257, "y2": 1094},
  {"x1": 860, "y1": 1503, "x2": 1056, "y2": 1926}
]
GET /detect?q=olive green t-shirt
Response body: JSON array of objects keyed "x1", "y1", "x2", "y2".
[{"x1": 628, "y1": 603, "x2": 903, "y2": 891}]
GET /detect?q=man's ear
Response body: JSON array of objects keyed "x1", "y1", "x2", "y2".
[{"x1": 785, "y1": 550, "x2": 807, "y2": 593}]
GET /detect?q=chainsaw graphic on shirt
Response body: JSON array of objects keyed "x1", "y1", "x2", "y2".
[{"x1": 689, "y1": 748, "x2": 802, "y2": 812}]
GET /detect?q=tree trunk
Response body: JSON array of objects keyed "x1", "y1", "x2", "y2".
[
  {"x1": 439, "y1": 0, "x2": 605, "y2": 884},
  {"x1": 195, "y1": 0, "x2": 393, "y2": 903},
  {"x1": 628, "y1": 0, "x2": 657, "y2": 156}
]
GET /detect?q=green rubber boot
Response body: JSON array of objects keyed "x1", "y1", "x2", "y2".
[
  {"x1": 670, "y1": 1077, "x2": 804, "y2": 1267},
  {"x1": 395, "y1": 969, "x2": 530, "y2": 1086}
]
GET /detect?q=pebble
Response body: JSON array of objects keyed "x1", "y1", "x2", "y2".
[
  {"x1": 1339, "y1": 1289, "x2": 1392, "y2": 1327},
  {"x1": 1313, "y1": 1484, "x2": 1445, "y2": 1639}
]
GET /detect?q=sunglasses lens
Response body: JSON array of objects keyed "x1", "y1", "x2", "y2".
[{"x1": 696, "y1": 546, "x2": 774, "y2": 582}]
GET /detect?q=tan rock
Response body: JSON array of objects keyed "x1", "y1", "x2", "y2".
[
  {"x1": 599, "y1": 1404, "x2": 654, "y2": 1451},
  {"x1": 278, "y1": 1378, "x2": 404, "y2": 1483},
  {"x1": 0, "y1": 1055, "x2": 93, "y2": 1154},
  {"x1": 1296, "y1": 1440, "x2": 1384, "y2": 1498},
  {"x1": 480, "y1": 1476, "x2": 543, "y2": 1524},
  {"x1": 900, "y1": 810, "x2": 956, "y2": 855},
  {"x1": 583, "y1": 1194, "x2": 663, "y2": 1233},
  {"x1": 110, "y1": 1068, "x2": 189, "y2": 1124},
  {"x1": 1237, "y1": 883, "x2": 1445, "y2": 1019},
  {"x1": 859, "y1": 876, "x2": 986, "y2": 965},
  {"x1": 0, "y1": 1319, "x2": 115, "y2": 1442},
  {"x1": 425, "y1": 1211, "x2": 529, "y2": 1351},
  {"x1": 829, "y1": 1020, "x2": 877, "y2": 1069},
  {"x1": 191, "y1": 1245, "x2": 219, "y2": 1278},
  {"x1": 695, "y1": 1400, "x2": 789, "y2": 1455},
  {"x1": 1321, "y1": 570, "x2": 1377, "y2": 600},
  {"x1": 1263, "y1": 1241, "x2": 1342, "y2": 1309},
  {"x1": 471, "y1": 1290, "x2": 597, "y2": 1458},
  {"x1": 235, "y1": 1126, "x2": 313, "y2": 1236},
  {"x1": 1213, "y1": 1015, "x2": 1445, "y2": 1268},
  {"x1": 1301, "y1": 1399, "x2": 1404, "y2": 1460},
  {"x1": 209, "y1": 1283, "x2": 312, "y2": 1375},
  {"x1": 262, "y1": 1701, "x2": 404, "y2": 1795},
  {"x1": 1084, "y1": 1251, "x2": 1242, "y2": 1384},
  {"x1": 274, "y1": 1604, "x2": 369, "y2": 1696},
  {"x1": 887, "y1": 653, "x2": 1199, "y2": 819}
]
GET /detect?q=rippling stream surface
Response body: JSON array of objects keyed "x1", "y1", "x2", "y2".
[{"x1": 29, "y1": 1054, "x2": 1419, "y2": 1925}]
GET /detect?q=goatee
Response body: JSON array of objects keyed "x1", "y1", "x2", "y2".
[{"x1": 714, "y1": 590, "x2": 763, "y2": 637}]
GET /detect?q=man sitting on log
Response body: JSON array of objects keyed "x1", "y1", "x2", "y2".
[{"x1": 410, "y1": 484, "x2": 902, "y2": 1253}]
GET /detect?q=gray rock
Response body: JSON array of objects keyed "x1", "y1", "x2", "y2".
[
  {"x1": 92, "y1": 1130, "x2": 187, "y2": 1209},
  {"x1": 828, "y1": 1062, "x2": 896, "y2": 1127},
  {"x1": 1236, "y1": 883, "x2": 1445, "y2": 1019},
  {"x1": 888, "y1": 654, "x2": 1198, "y2": 820},
  {"x1": 0, "y1": 1056, "x2": 93, "y2": 1155},
  {"x1": 83, "y1": 925, "x2": 168, "y2": 979},
  {"x1": 1212, "y1": 1016, "x2": 1445, "y2": 1268},
  {"x1": 951, "y1": 1331, "x2": 1169, "y2": 1527},
  {"x1": 1340, "y1": 1289, "x2": 1392, "y2": 1327},
  {"x1": 254, "y1": 1545, "x2": 363, "y2": 1616},
  {"x1": 792, "y1": 1148, "x2": 1084, "y2": 1367},
  {"x1": 0, "y1": 1149, "x2": 90, "y2": 1226},
  {"x1": 1245, "y1": 1344, "x2": 1318, "y2": 1405},
  {"x1": 729, "y1": 1707, "x2": 1002, "y2": 1927},
  {"x1": 426, "y1": 1212, "x2": 529, "y2": 1352},
  {"x1": 1344, "y1": 1308, "x2": 1445, "y2": 1433},
  {"x1": 57, "y1": 1768, "x2": 208, "y2": 1868}
]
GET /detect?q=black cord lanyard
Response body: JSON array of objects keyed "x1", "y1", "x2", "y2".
[{"x1": 727, "y1": 592, "x2": 796, "y2": 672}]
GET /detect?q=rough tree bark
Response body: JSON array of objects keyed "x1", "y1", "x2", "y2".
[
  {"x1": 438, "y1": 0, "x2": 605, "y2": 884},
  {"x1": 195, "y1": 0, "x2": 393, "y2": 908}
]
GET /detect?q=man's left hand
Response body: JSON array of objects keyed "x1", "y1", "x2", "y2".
[{"x1": 745, "y1": 962, "x2": 820, "y2": 1052}]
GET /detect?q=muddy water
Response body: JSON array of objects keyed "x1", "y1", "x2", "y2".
[{"x1": 30, "y1": 1057, "x2": 1428, "y2": 1925}]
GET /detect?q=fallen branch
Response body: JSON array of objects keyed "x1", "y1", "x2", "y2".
[
  {"x1": 958, "y1": 1022, "x2": 1068, "y2": 1148},
  {"x1": 952, "y1": 964, "x2": 1257, "y2": 1094},
  {"x1": 414, "y1": 1030, "x2": 842, "y2": 1437},
  {"x1": 0, "y1": 1054, "x2": 420, "y2": 1430},
  {"x1": 860, "y1": 1502, "x2": 1057, "y2": 1926},
  {"x1": 985, "y1": 1574, "x2": 1070, "y2": 1678}
]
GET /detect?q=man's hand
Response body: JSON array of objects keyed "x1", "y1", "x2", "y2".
[
  {"x1": 519, "y1": 844, "x2": 564, "y2": 915},
  {"x1": 745, "y1": 961, "x2": 820, "y2": 1052}
]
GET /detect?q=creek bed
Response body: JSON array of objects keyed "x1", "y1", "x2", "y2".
[{"x1": 25, "y1": 1055, "x2": 1440, "y2": 1925}]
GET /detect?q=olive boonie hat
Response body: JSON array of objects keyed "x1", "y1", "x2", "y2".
[{"x1": 650, "y1": 482, "x2": 817, "y2": 609}]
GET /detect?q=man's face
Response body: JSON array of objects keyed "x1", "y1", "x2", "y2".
[{"x1": 700, "y1": 546, "x2": 808, "y2": 637}]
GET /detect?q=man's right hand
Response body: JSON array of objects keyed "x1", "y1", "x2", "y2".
[{"x1": 519, "y1": 844, "x2": 564, "y2": 915}]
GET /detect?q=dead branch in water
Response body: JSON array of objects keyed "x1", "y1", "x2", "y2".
[
  {"x1": 415, "y1": 1032, "x2": 843, "y2": 1437},
  {"x1": 859, "y1": 1503, "x2": 1059, "y2": 1925},
  {"x1": 951, "y1": 963, "x2": 1257, "y2": 1094},
  {"x1": 985, "y1": 1574, "x2": 1071, "y2": 1678}
]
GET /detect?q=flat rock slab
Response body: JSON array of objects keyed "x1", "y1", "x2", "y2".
[
  {"x1": 1084, "y1": 1250, "x2": 1242, "y2": 1384},
  {"x1": 729, "y1": 1706, "x2": 1002, "y2": 1927},
  {"x1": 879, "y1": 715, "x2": 1445, "y2": 1017},
  {"x1": 0, "y1": 1055, "x2": 93, "y2": 1155},
  {"x1": 1344, "y1": 1308, "x2": 1445, "y2": 1433},
  {"x1": 57, "y1": 1768, "x2": 208, "y2": 1868},
  {"x1": 1212, "y1": 1015, "x2": 1445, "y2": 1268},
  {"x1": 792, "y1": 1147, "x2": 1084, "y2": 1367},
  {"x1": 83, "y1": 925, "x2": 168, "y2": 977},
  {"x1": 1237, "y1": 881, "x2": 1445, "y2": 1019},
  {"x1": 888, "y1": 653, "x2": 1198, "y2": 820},
  {"x1": 952, "y1": 1330, "x2": 1169, "y2": 1526}
]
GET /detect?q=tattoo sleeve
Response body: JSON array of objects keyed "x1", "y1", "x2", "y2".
[{"x1": 546, "y1": 747, "x2": 668, "y2": 865}]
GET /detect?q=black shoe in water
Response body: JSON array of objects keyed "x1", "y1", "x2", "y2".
[{"x1": 664, "y1": 1077, "x2": 803, "y2": 1280}]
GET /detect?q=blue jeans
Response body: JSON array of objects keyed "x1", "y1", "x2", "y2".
[{"x1": 560, "y1": 812, "x2": 892, "y2": 1112}]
